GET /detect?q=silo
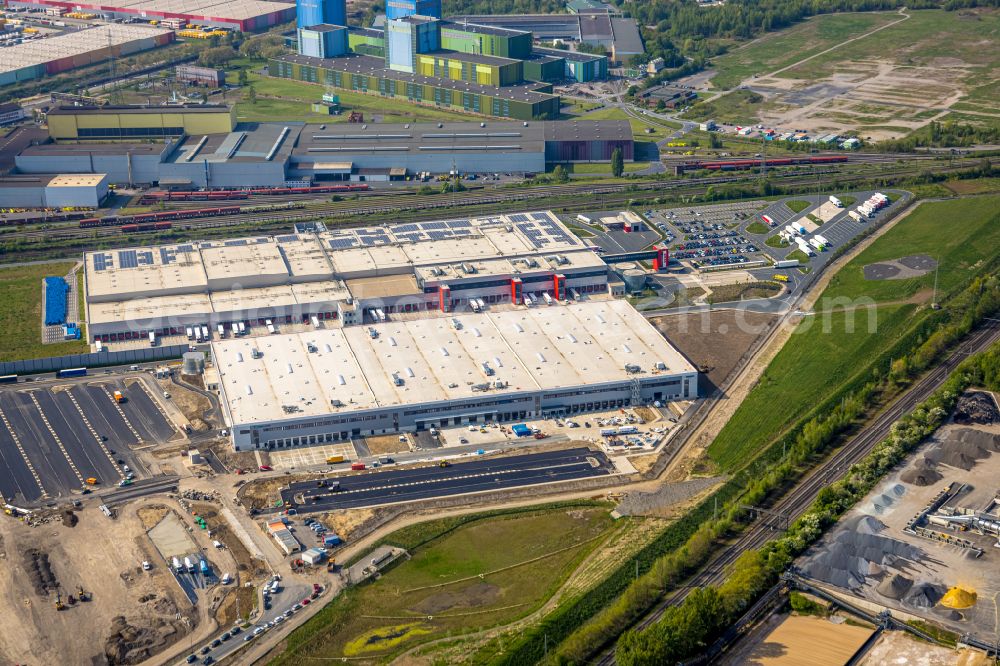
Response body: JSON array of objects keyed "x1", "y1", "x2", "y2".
[
  {"x1": 182, "y1": 351, "x2": 205, "y2": 375},
  {"x1": 614, "y1": 263, "x2": 647, "y2": 293}
]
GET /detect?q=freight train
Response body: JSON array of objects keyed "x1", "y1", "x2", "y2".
[
  {"x1": 137, "y1": 183, "x2": 371, "y2": 203},
  {"x1": 674, "y1": 155, "x2": 848, "y2": 175},
  {"x1": 78, "y1": 202, "x2": 303, "y2": 230}
]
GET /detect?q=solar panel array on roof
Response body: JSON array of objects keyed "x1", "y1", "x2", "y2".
[
  {"x1": 276, "y1": 235, "x2": 300, "y2": 243},
  {"x1": 328, "y1": 237, "x2": 357, "y2": 250},
  {"x1": 137, "y1": 251, "x2": 154, "y2": 266},
  {"x1": 159, "y1": 248, "x2": 174, "y2": 265},
  {"x1": 176, "y1": 244, "x2": 194, "y2": 253},
  {"x1": 422, "y1": 221, "x2": 446, "y2": 230},
  {"x1": 118, "y1": 250, "x2": 138, "y2": 269},
  {"x1": 224, "y1": 239, "x2": 248, "y2": 247},
  {"x1": 93, "y1": 253, "x2": 112, "y2": 271},
  {"x1": 447, "y1": 220, "x2": 471, "y2": 228},
  {"x1": 509, "y1": 213, "x2": 530, "y2": 223}
]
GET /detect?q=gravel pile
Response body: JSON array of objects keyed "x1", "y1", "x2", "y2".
[
  {"x1": 925, "y1": 428, "x2": 1000, "y2": 470},
  {"x1": 870, "y1": 484, "x2": 906, "y2": 514},
  {"x1": 904, "y1": 581, "x2": 946, "y2": 608},
  {"x1": 876, "y1": 573, "x2": 913, "y2": 600},
  {"x1": 953, "y1": 392, "x2": 998, "y2": 424},
  {"x1": 901, "y1": 458, "x2": 943, "y2": 486},
  {"x1": 801, "y1": 515, "x2": 924, "y2": 591}
]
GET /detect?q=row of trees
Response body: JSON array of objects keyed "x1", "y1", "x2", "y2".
[{"x1": 874, "y1": 120, "x2": 1000, "y2": 152}]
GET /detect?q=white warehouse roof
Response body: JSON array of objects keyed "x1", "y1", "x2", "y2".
[{"x1": 213, "y1": 300, "x2": 694, "y2": 426}]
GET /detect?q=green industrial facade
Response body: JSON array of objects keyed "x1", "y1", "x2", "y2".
[
  {"x1": 269, "y1": 58, "x2": 559, "y2": 119},
  {"x1": 439, "y1": 24, "x2": 532, "y2": 60}
]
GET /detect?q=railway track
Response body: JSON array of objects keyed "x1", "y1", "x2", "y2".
[
  {"x1": 595, "y1": 319, "x2": 1000, "y2": 665},
  {"x1": 3, "y1": 158, "x2": 986, "y2": 247}
]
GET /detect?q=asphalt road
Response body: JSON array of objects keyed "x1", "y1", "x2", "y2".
[
  {"x1": 281, "y1": 447, "x2": 613, "y2": 511},
  {"x1": 177, "y1": 581, "x2": 314, "y2": 666}
]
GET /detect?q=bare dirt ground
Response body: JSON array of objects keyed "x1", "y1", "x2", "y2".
[
  {"x1": 861, "y1": 630, "x2": 993, "y2": 665},
  {"x1": 0, "y1": 502, "x2": 199, "y2": 665},
  {"x1": 743, "y1": 613, "x2": 873, "y2": 665},
  {"x1": 365, "y1": 434, "x2": 413, "y2": 456},
  {"x1": 159, "y1": 376, "x2": 212, "y2": 432},
  {"x1": 321, "y1": 508, "x2": 378, "y2": 542},
  {"x1": 650, "y1": 310, "x2": 778, "y2": 390}
]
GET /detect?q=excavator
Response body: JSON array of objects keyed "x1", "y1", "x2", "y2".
[{"x1": 54, "y1": 592, "x2": 65, "y2": 611}]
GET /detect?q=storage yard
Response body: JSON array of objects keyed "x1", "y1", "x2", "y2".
[
  {"x1": 0, "y1": 24, "x2": 174, "y2": 87},
  {"x1": 797, "y1": 392, "x2": 1000, "y2": 645}
]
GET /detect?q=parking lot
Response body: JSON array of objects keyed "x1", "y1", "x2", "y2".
[
  {"x1": 748, "y1": 191, "x2": 911, "y2": 271},
  {"x1": 0, "y1": 377, "x2": 176, "y2": 505},
  {"x1": 650, "y1": 201, "x2": 770, "y2": 269}
]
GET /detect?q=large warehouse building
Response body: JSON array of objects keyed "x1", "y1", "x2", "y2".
[
  {"x1": 82, "y1": 210, "x2": 629, "y2": 342},
  {"x1": 214, "y1": 300, "x2": 697, "y2": 450},
  {"x1": 8, "y1": 0, "x2": 295, "y2": 31},
  {"x1": 0, "y1": 24, "x2": 175, "y2": 87},
  {"x1": 14, "y1": 105, "x2": 634, "y2": 185}
]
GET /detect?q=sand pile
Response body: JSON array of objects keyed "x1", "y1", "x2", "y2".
[
  {"x1": 940, "y1": 586, "x2": 977, "y2": 609},
  {"x1": 901, "y1": 458, "x2": 943, "y2": 486},
  {"x1": 800, "y1": 515, "x2": 923, "y2": 590},
  {"x1": 876, "y1": 573, "x2": 913, "y2": 600}
]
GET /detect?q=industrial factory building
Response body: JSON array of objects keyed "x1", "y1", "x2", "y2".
[
  {"x1": 0, "y1": 173, "x2": 109, "y2": 207},
  {"x1": 213, "y1": 300, "x2": 697, "y2": 450},
  {"x1": 8, "y1": 0, "x2": 296, "y2": 31},
  {"x1": 446, "y1": 14, "x2": 643, "y2": 63},
  {"x1": 13, "y1": 104, "x2": 634, "y2": 186},
  {"x1": 82, "y1": 210, "x2": 618, "y2": 342},
  {"x1": 0, "y1": 24, "x2": 174, "y2": 87}
]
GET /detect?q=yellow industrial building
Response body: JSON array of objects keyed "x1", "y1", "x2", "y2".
[{"x1": 46, "y1": 104, "x2": 236, "y2": 140}]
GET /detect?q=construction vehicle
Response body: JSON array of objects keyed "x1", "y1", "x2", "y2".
[
  {"x1": 85, "y1": 477, "x2": 98, "y2": 485},
  {"x1": 77, "y1": 586, "x2": 90, "y2": 602},
  {"x1": 772, "y1": 274, "x2": 789, "y2": 283},
  {"x1": 54, "y1": 592, "x2": 65, "y2": 611},
  {"x1": 113, "y1": 390, "x2": 125, "y2": 403}
]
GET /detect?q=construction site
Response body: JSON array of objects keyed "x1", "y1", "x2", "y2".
[{"x1": 797, "y1": 391, "x2": 1000, "y2": 647}]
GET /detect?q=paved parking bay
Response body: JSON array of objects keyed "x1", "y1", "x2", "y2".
[
  {"x1": 70, "y1": 384, "x2": 142, "y2": 451},
  {"x1": 110, "y1": 380, "x2": 177, "y2": 443},
  {"x1": 0, "y1": 412, "x2": 45, "y2": 504},
  {"x1": 0, "y1": 378, "x2": 176, "y2": 505},
  {"x1": 281, "y1": 447, "x2": 614, "y2": 511}
]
